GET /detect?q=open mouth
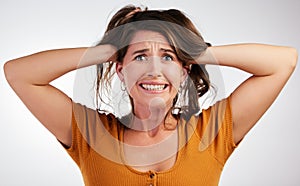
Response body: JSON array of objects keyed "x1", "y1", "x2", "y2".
[{"x1": 139, "y1": 83, "x2": 168, "y2": 91}]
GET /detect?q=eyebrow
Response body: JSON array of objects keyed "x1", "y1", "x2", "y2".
[
  {"x1": 160, "y1": 48, "x2": 175, "y2": 54},
  {"x1": 132, "y1": 49, "x2": 149, "y2": 55},
  {"x1": 131, "y1": 48, "x2": 175, "y2": 55}
]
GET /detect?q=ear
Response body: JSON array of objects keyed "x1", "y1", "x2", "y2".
[
  {"x1": 116, "y1": 62, "x2": 124, "y2": 82},
  {"x1": 180, "y1": 67, "x2": 188, "y2": 83}
]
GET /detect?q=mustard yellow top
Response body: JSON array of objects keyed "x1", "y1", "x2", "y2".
[{"x1": 65, "y1": 97, "x2": 237, "y2": 186}]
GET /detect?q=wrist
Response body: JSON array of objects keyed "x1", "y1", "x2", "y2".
[
  {"x1": 195, "y1": 47, "x2": 218, "y2": 65},
  {"x1": 95, "y1": 44, "x2": 117, "y2": 63}
]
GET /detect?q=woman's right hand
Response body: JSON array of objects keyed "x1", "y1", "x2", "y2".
[{"x1": 4, "y1": 44, "x2": 116, "y2": 147}]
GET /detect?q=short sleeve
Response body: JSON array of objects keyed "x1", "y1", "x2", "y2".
[
  {"x1": 197, "y1": 95, "x2": 236, "y2": 165},
  {"x1": 62, "y1": 101, "x2": 122, "y2": 167},
  {"x1": 63, "y1": 102, "x2": 91, "y2": 167}
]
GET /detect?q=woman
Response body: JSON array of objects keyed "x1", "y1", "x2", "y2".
[{"x1": 4, "y1": 5, "x2": 297, "y2": 186}]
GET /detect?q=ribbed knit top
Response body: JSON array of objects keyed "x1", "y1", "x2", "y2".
[{"x1": 64, "y1": 96, "x2": 237, "y2": 186}]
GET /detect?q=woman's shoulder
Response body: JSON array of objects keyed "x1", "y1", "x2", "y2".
[
  {"x1": 71, "y1": 101, "x2": 120, "y2": 133},
  {"x1": 196, "y1": 95, "x2": 236, "y2": 150}
]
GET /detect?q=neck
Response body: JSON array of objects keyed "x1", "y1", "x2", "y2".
[
  {"x1": 131, "y1": 105, "x2": 166, "y2": 130},
  {"x1": 130, "y1": 98, "x2": 175, "y2": 130}
]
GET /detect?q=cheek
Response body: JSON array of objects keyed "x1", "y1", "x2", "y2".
[
  {"x1": 162, "y1": 64, "x2": 183, "y2": 90},
  {"x1": 122, "y1": 62, "x2": 145, "y2": 92}
]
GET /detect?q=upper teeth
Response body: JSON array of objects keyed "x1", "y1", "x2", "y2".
[{"x1": 141, "y1": 84, "x2": 165, "y2": 91}]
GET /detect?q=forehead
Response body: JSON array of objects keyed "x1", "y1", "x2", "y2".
[{"x1": 129, "y1": 30, "x2": 170, "y2": 47}]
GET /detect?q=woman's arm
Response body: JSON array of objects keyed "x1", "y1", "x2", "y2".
[
  {"x1": 196, "y1": 44, "x2": 298, "y2": 144},
  {"x1": 4, "y1": 45, "x2": 116, "y2": 146}
]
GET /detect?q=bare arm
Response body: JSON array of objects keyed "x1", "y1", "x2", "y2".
[
  {"x1": 196, "y1": 44, "x2": 298, "y2": 144},
  {"x1": 4, "y1": 45, "x2": 116, "y2": 146}
]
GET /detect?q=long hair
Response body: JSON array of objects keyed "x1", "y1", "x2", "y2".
[{"x1": 95, "y1": 5, "x2": 212, "y2": 123}]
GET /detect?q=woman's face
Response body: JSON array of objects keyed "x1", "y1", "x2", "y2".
[{"x1": 116, "y1": 30, "x2": 187, "y2": 111}]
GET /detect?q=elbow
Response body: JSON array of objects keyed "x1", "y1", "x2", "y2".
[
  {"x1": 4, "y1": 60, "x2": 20, "y2": 87},
  {"x1": 288, "y1": 47, "x2": 298, "y2": 72},
  {"x1": 274, "y1": 47, "x2": 298, "y2": 78},
  {"x1": 3, "y1": 60, "x2": 14, "y2": 84}
]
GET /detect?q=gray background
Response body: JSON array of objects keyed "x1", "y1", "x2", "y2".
[{"x1": 1, "y1": 0, "x2": 299, "y2": 185}]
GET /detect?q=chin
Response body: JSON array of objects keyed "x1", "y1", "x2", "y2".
[
  {"x1": 148, "y1": 97, "x2": 168, "y2": 108},
  {"x1": 142, "y1": 96, "x2": 175, "y2": 110}
]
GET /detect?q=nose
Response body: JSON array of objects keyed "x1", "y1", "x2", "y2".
[{"x1": 146, "y1": 56, "x2": 163, "y2": 77}]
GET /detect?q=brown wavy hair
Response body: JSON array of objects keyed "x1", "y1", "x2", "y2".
[{"x1": 96, "y1": 5, "x2": 212, "y2": 120}]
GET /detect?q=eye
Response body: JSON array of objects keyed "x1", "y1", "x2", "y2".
[
  {"x1": 134, "y1": 55, "x2": 148, "y2": 62},
  {"x1": 162, "y1": 55, "x2": 174, "y2": 62}
]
